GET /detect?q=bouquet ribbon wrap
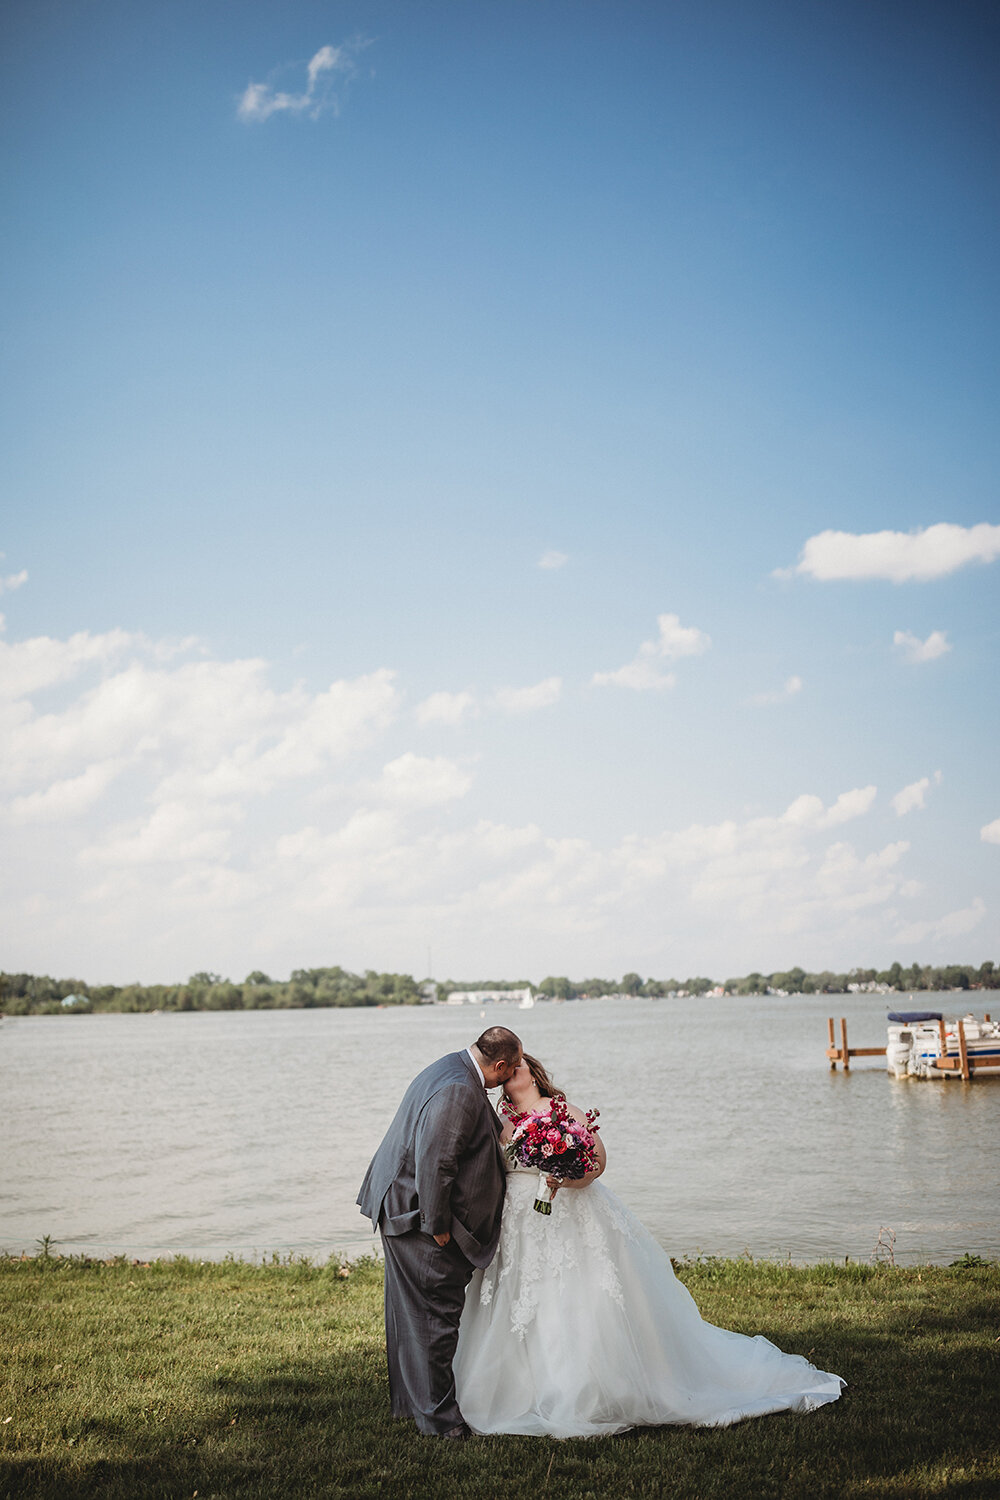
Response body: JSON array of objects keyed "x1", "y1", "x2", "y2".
[{"x1": 534, "y1": 1173, "x2": 554, "y2": 1215}]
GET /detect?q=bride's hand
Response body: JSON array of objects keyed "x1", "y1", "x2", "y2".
[{"x1": 548, "y1": 1173, "x2": 593, "y2": 1192}]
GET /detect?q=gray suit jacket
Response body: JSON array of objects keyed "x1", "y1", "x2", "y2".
[{"x1": 357, "y1": 1051, "x2": 507, "y2": 1268}]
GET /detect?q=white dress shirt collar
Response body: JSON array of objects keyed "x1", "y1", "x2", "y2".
[{"x1": 465, "y1": 1046, "x2": 487, "y2": 1087}]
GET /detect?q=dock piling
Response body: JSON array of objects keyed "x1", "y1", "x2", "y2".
[
  {"x1": 958, "y1": 1018, "x2": 971, "y2": 1081},
  {"x1": 825, "y1": 1018, "x2": 887, "y2": 1071}
]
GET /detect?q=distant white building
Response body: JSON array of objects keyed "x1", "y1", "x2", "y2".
[{"x1": 445, "y1": 988, "x2": 534, "y2": 1006}]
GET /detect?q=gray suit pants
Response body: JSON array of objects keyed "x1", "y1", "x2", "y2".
[{"x1": 380, "y1": 1225, "x2": 475, "y2": 1435}]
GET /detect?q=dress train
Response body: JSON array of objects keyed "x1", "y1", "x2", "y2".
[{"x1": 454, "y1": 1168, "x2": 844, "y2": 1438}]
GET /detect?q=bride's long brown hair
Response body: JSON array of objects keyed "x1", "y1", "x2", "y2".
[{"x1": 522, "y1": 1052, "x2": 558, "y2": 1098}]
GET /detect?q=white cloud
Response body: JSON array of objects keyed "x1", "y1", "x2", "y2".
[
  {"x1": 226, "y1": 786, "x2": 902, "y2": 968},
  {"x1": 593, "y1": 613, "x2": 710, "y2": 691},
  {"x1": 0, "y1": 627, "x2": 136, "y2": 700},
  {"x1": 593, "y1": 659, "x2": 677, "y2": 691},
  {"x1": 538, "y1": 551, "x2": 568, "y2": 570},
  {"x1": 374, "y1": 753, "x2": 473, "y2": 807},
  {"x1": 307, "y1": 45, "x2": 340, "y2": 88},
  {"x1": 236, "y1": 673, "x2": 398, "y2": 789},
  {"x1": 981, "y1": 818, "x2": 1000, "y2": 845},
  {"x1": 795, "y1": 841, "x2": 901, "y2": 918},
  {"x1": 893, "y1": 629, "x2": 951, "y2": 663},
  {"x1": 894, "y1": 897, "x2": 986, "y2": 945},
  {"x1": 781, "y1": 785, "x2": 877, "y2": 829},
  {"x1": 415, "y1": 690, "x2": 477, "y2": 726},
  {"x1": 615, "y1": 788, "x2": 879, "y2": 878},
  {"x1": 749, "y1": 675, "x2": 803, "y2": 706},
  {"x1": 778, "y1": 522, "x2": 1000, "y2": 583},
  {"x1": 3, "y1": 653, "x2": 397, "y2": 809},
  {"x1": 0, "y1": 628, "x2": 400, "y2": 882},
  {"x1": 238, "y1": 40, "x2": 368, "y2": 123},
  {"x1": 610, "y1": 786, "x2": 907, "y2": 943},
  {"x1": 82, "y1": 799, "x2": 240, "y2": 868},
  {"x1": 825, "y1": 786, "x2": 879, "y2": 826},
  {"x1": 6, "y1": 760, "x2": 126, "y2": 825},
  {"x1": 0, "y1": 569, "x2": 27, "y2": 595},
  {"x1": 494, "y1": 677, "x2": 562, "y2": 714},
  {"x1": 0, "y1": 616, "x2": 986, "y2": 984},
  {"x1": 652, "y1": 614, "x2": 711, "y2": 659},
  {"x1": 891, "y1": 775, "x2": 942, "y2": 816}
]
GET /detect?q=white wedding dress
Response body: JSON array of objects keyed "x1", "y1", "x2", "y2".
[{"x1": 454, "y1": 1161, "x2": 844, "y2": 1438}]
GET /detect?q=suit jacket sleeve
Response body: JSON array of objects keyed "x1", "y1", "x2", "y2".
[{"x1": 414, "y1": 1083, "x2": 480, "y2": 1236}]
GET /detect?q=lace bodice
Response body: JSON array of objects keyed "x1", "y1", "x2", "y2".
[{"x1": 479, "y1": 1174, "x2": 637, "y2": 1338}]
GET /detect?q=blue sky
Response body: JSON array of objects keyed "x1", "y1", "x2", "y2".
[{"x1": 1, "y1": 0, "x2": 998, "y2": 984}]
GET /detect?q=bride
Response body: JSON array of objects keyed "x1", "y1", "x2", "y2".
[{"x1": 453, "y1": 1054, "x2": 844, "y2": 1438}]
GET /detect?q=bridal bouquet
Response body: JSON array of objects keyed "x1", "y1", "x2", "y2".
[{"x1": 502, "y1": 1095, "x2": 601, "y2": 1215}]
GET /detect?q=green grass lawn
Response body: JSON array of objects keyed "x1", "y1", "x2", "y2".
[{"x1": 1, "y1": 1252, "x2": 997, "y2": 1500}]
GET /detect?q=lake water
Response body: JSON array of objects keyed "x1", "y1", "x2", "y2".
[{"x1": 2, "y1": 995, "x2": 997, "y2": 1266}]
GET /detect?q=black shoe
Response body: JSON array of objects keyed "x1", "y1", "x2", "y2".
[{"x1": 439, "y1": 1422, "x2": 472, "y2": 1440}]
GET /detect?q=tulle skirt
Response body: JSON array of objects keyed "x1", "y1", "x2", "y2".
[{"x1": 454, "y1": 1171, "x2": 844, "y2": 1438}]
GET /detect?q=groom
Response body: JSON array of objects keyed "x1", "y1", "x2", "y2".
[{"x1": 357, "y1": 1025, "x2": 522, "y2": 1438}]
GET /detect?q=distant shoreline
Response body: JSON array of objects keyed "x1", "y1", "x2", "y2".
[{"x1": 2, "y1": 957, "x2": 996, "y2": 1019}]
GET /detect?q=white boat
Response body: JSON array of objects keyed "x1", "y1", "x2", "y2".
[{"x1": 886, "y1": 1010, "x2": 1000, "y2": 1079}]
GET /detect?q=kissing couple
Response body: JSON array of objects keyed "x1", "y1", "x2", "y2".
[{"x1": 357, "y1": 1025, "x2": 843, "y2": 1439}]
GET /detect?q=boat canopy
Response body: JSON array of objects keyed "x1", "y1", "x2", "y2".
[{"x1": 887, "y1": 1010, "x2": 943, "y2": 1024}]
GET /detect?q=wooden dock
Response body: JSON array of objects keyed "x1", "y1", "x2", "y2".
[
  {"x1": 826, "y1": 1016, "x2": 885, "y2": 1072},
  {"x1": 827, "y1": 1014, "x2": 999, "y2": 1080}
]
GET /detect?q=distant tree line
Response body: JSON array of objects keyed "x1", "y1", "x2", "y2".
[
  {"x1": 530, "y1": 961, "x2": 998, "y2": 998},
  {"x1": 0, "y1": 966, "x2": 423, "y2": 1016},
  {"x1": 2, "y1": 959, "x2": 996, "y2": 1016}
]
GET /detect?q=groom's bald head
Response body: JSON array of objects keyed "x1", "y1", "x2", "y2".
[
  {"x1": 474, "y1": 1026, "x2": 522, "y2": 1068},
  {"x1": 470, "y1": 1026, "x2": 522, "y2": 1088}
]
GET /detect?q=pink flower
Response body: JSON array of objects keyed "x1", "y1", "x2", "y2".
[{"x1": 542, "y1": 1143, "x2": 554, "y2": 1157}]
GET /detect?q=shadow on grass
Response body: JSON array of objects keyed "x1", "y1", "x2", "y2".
[
  {"x1": 4, "y1": 1310, "x2": 999, "y2": 1500},
  {"x1": 2, "y1": 1348, "x2": 398, "y2": 1500},
  {"x1": 745, "y1": 1286, "x2": 1000, "y2": 1352}
]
